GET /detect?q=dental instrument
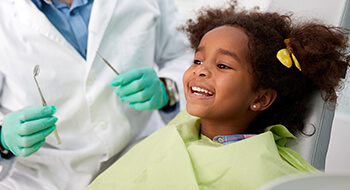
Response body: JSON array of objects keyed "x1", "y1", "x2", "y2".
[
  {"x1": 96, "y1": 52, "x2": 119, "y2": 75},
  {"x1": 33, "y1": 65, "x2": 61, "y2": 144}
]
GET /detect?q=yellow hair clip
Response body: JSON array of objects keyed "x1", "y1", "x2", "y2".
[{"x1": 276, "y1": 39, "x2": 302, "y2": 71}]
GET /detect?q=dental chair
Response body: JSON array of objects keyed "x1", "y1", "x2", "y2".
[
  {"x1": 284, "y1": 92, "x2": 335, "y2": 170},
  {"x1": 267, "y1": 0, "x2": 350, "y2": 172},
  {"x1": 259, "y1": 173, "x2": 350, "y2": 190}
]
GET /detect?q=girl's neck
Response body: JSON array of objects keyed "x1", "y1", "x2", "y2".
[{"x1": 200, "y1": 119, "x2": 249, "y2": 140}]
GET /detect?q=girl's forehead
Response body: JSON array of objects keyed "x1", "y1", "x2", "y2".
[
  {"x1": 197, "y1": 25, "x2": 252, "y2": 72},
  {"x1": 206, "y1": 25, "x2": 245, "y2": 35},
  {"x1": 198, "y1": 26, "x2": 250, "y2": 57},
  {"x1": 200, "y1": 26, "x2": 248, "y2": 45}
]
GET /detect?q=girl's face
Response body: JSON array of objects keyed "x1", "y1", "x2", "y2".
[{"x1": 183, "y1": 26, "x2": 258, "y2": 124}]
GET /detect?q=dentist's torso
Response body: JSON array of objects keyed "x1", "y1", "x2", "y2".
[{"x1": 0, "y1": 0, "x2": 185, "y2": 189}]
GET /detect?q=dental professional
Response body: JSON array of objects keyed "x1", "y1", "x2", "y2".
[{"x1": 0, "y1": 0, "x2": 191, "y2": 189}]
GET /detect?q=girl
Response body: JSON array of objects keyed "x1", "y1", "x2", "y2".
[{"x1": 86, "y1": 3, "x2": 349, "y2": 190}]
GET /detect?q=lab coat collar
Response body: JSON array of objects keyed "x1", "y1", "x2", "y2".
[
  {"x1": 14, "y1": 0, "x2": 117, "y2": 64},
  {"x1": 86, "y1": 0, "x2": 118, "y2": 62},
  {"x1": 14, "y1": 0, "x2": 76, "y2": 54}
]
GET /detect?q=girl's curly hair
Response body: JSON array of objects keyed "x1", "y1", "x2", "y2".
[{"x1": 183, "y1": 2, "x2": 350, "y2": 134}]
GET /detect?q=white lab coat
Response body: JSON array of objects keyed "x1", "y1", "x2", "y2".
[{"x1": 0, "y1": 0, "x2": 191, "y2": 189}]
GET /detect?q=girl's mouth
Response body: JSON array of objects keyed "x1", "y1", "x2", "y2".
[{"x1": 191, "y1": 86, "x2": 214, "y2": 96}]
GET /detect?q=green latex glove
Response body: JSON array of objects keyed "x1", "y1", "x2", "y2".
[
  {"x1": 110, "y1": 67, "x2": 169, "y2": 111},
  {"x1": 0, "y1": 105, "x2": 58, "y2": 157}
]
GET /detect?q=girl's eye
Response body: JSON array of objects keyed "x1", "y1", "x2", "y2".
[
  {"x1": 217, "y1": 64, "x2": 232, "y2": 69},
  {"x1": 193, "y1": 60, "x2": 203, "y2": 65}
]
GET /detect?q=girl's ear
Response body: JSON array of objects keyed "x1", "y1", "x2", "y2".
[{"x1": 250, "y1": 89, "x2": 277, "y2": 111}]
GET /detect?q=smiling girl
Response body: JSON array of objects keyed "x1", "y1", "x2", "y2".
[
  {"x1": 86, "y1": 3, "x2": 349, "y2": 190},
  {"x1": 184, "y1": 25, "x2": 271, "y2": 139}
]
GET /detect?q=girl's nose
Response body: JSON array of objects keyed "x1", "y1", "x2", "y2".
[{"x1": 193, "y1": 63, "x2": 211, "y2": 77}]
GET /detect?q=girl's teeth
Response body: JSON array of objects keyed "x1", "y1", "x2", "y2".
[{"x1": 191, "y1": 86, "x2": 213, "y2": 95}]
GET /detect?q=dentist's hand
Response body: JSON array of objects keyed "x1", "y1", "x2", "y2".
[
  {"x1": 0, "y1": 105, "x2": 58, "y2": 157},
  {"x1": 111, "y1": 67, "x2": 169, "y2": 111}
]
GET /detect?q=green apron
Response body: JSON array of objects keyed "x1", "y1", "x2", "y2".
[{"x1": 87, "y1": 110, "x2": 319, "y2": 190}]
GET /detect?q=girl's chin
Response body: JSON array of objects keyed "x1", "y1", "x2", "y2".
[{"x1": 186, "y1": 105, "x2": 209, "y2": 118}]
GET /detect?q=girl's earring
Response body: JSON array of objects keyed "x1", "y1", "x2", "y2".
[{"x1": 252, "y1": 105, "x2": 257, "y2": 109}]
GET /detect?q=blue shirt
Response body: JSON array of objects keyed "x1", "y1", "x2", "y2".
[
  {"x1": 31, "y1": 0, "x2": 93, "y2": 59},
  {"x1": 213, "y1": 134, "x2": 256, "y2": 145}
]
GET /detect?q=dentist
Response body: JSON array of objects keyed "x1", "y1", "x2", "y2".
[{"x1": 0, "y1": 0, "x2": 190, "y2": 189}]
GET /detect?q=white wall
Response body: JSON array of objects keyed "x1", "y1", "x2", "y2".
[{"x1": 175, "y1": 0, "x2": 270, "y2": 20}]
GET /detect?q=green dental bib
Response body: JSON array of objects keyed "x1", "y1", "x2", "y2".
[{"x1": 87, "y1": 110, "x2": 318, "y2": 190}]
